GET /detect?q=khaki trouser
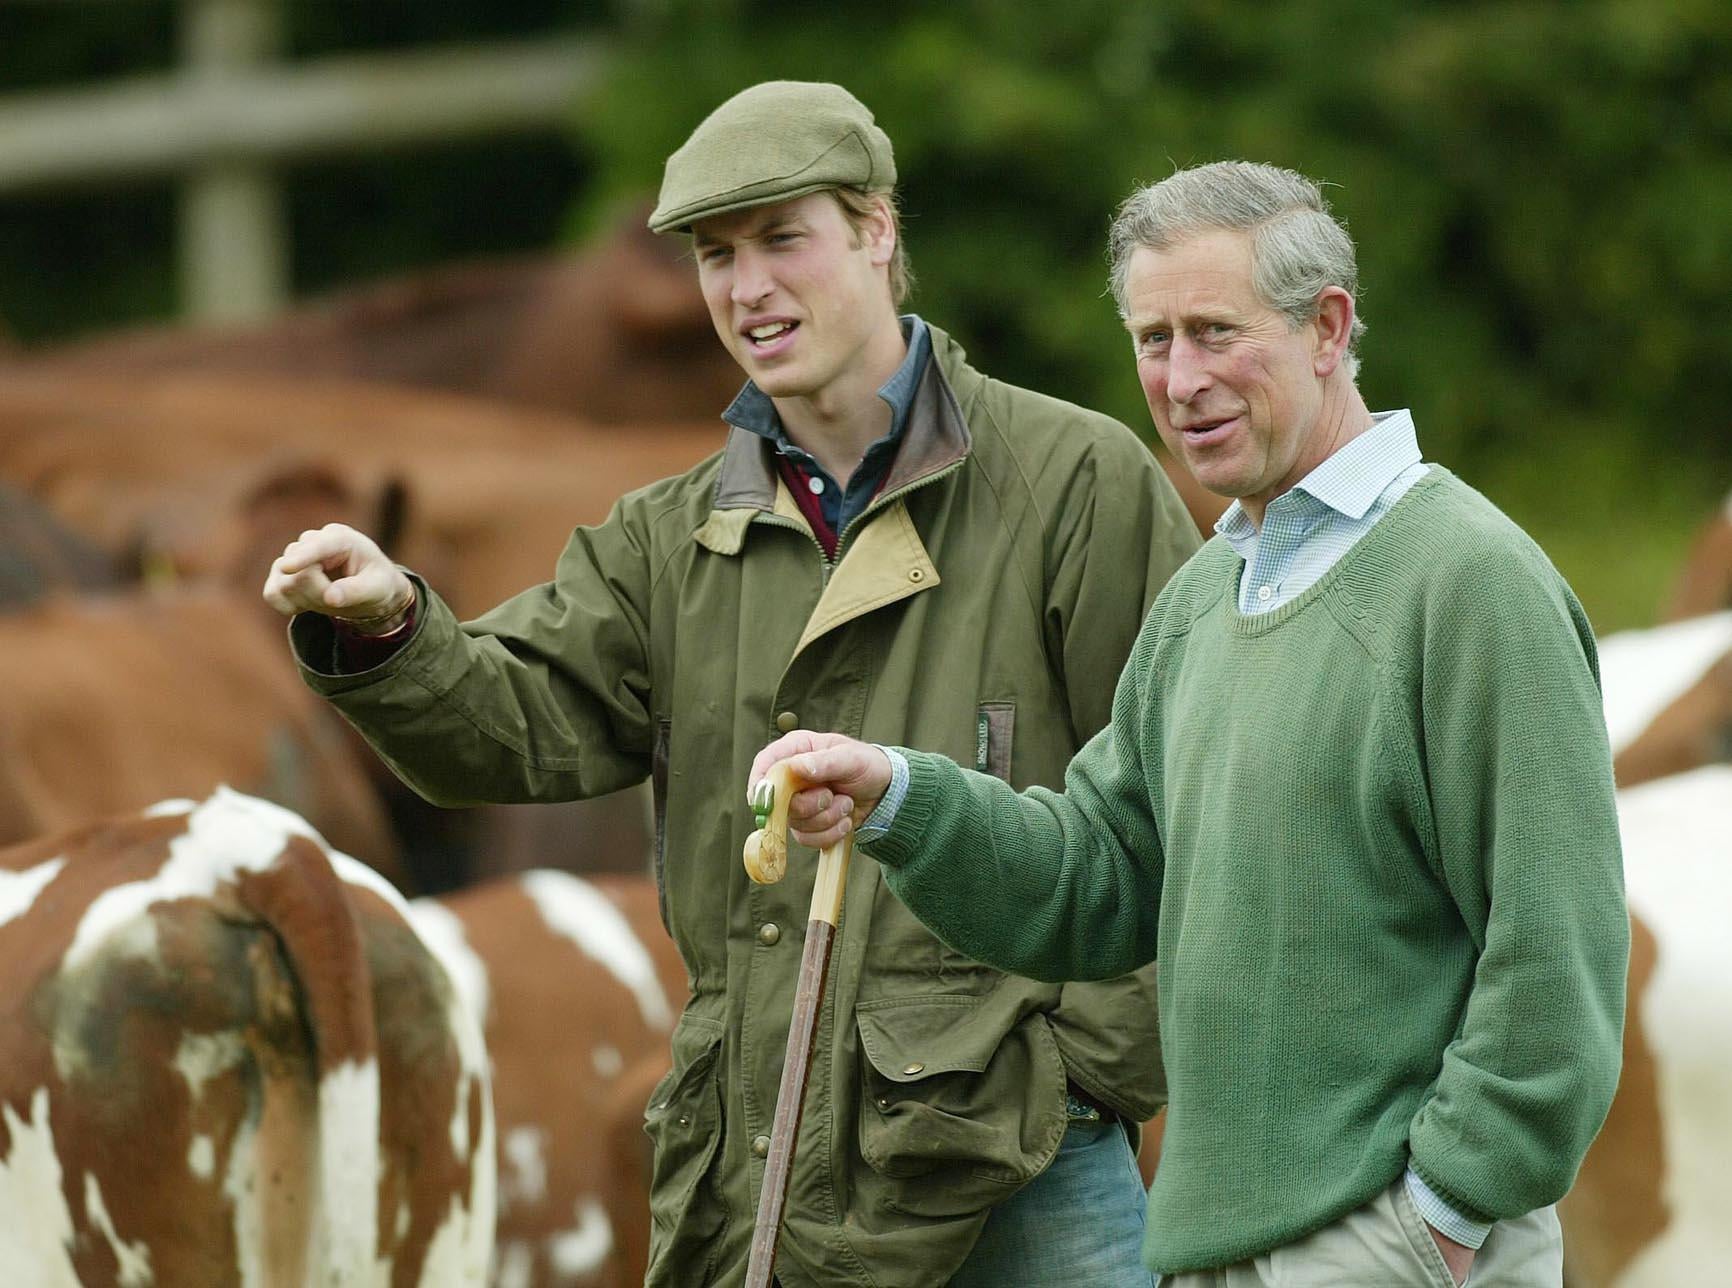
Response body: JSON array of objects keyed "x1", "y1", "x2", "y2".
[{"x1": 1157, "y1": 1178, "x2": 1563, "y2": 1288}]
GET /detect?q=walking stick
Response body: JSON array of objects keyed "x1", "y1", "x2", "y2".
[{"x1": 742, "y1": 760, "x2": 855, "y2": 1288}]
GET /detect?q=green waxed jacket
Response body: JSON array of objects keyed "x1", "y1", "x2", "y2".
[{"x1": 294, "y1": 326, "x2": 1200, "y2": 1287}]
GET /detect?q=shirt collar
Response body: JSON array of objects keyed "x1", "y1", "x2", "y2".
[
  {"x1": 1212, "y1": 409, "x2": 1421, "y2": 538},
  {"x1": 721, "y1": 314, "x2": 932, "y2": 454}
]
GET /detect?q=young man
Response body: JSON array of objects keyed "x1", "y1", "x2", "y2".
[
  {"x1": 753, "y1": 161, "x2": 1629, "y2": 1288},
  {"x1": 264, "y1": 82, "x2": 1199, "y2": 1286}
]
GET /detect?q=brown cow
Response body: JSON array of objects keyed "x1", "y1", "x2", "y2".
[
  {"x1": 409, "y1": 872, "x2": 685, "y2": 1288},
  {"x1": 0, "y1": 788, "x2": 495, "y2": 1285},
  {"x1": 0, "y1": 374, "x2": 715, "y2": 886},
  {"x1": 0, "y1": 481, "x2": 119, "y2": 609},
  {"x1": 0, "y1": 587, "x2": 401, "y2": 882},
  {"x1": 18, "y1": 201, "x2": 1223, "y2": 538},
  {"x1": 0, "y1": 369, "x2": 721, "y2": 620},
  {"x1": 28, "y1": 204, "x2": 745, "y2": 428}
]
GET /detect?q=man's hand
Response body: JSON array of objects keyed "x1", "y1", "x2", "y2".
[
  {"x1": 262, "y1": 523, "x2": 414, "y2": 633},
  {"x1": 1426, "y1": 1223, "x2": 1475, "y2": 1286},
  {"x1": 748, "y1": 732, "x2": 893, "y2": 850}
]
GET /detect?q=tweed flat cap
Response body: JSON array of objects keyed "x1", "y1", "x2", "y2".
[{"x1": 648, "y1": 81, "x2": 896, "y2": 234}]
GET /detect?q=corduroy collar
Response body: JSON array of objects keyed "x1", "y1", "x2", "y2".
[{"x1": 710, "y1": 333, "x2": 971, "y2": 515}]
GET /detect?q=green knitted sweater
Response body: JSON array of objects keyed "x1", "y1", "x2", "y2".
[{"x1": 871, "y1": 469, "x2": 1628, "y2": 1273}]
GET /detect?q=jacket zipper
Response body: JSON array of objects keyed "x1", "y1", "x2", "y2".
[
  {"x1": 829, "y1": 457, "x2": 967, "y2": 568},
  {"x1": 751, "y1": 455, "x2": 966, "y2": 585}
]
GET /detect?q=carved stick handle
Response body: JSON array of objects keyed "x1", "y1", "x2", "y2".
[{"x1": 743, "y1": 760, "x2": 795, "y2": 884}]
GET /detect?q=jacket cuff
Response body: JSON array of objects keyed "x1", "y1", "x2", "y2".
[
  {"x1": 292, "y1": 571, "x2": 438, "y2": 691},
  {"x1": 330, "y1": 598, "x2": 419, "y2": 671}
]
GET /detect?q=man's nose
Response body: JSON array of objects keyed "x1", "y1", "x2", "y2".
[
  {"x1": 731, "y1": 251, "x2": 774, "y2": 307},
  {"x1": 1165, "y1": 337, "x2": 1210, "y2": 404}
]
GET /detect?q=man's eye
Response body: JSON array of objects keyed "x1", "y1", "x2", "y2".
[
  {"x1": 1203, "y1": 323, "x2": 1234, "y2": 339},
  {"x1": 1137, "y1": 331, "x2": 1170, "y2": 352},
  {"x1": 698, "y1": 246, "x2": 732, "y2": 264}
]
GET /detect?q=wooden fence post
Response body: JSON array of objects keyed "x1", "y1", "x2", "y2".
[{"x1": 180, "y1": 0, "x2": 286, "y2": 322}]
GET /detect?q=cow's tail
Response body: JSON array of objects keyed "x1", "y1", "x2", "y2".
[{"x1": 236, "y1": 828, "x2": 383, "y2": 1287}]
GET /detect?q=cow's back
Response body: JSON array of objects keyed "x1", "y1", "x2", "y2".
[{"x1": 0, "y1": 790, "x2": 494, "y2": 1286}]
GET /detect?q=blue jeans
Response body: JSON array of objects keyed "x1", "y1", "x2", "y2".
[{"x1": 948, "y1": 1117, "x2": 1156, "y2": 1287}]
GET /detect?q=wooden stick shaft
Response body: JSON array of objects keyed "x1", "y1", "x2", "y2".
[{"x1": 743, "y1": 835, "x2": 853, "y2": 1288}]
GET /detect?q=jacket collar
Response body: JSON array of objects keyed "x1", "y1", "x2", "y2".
[{"x1": 702, "y1": 326, "x2": 973, "y2": 547}]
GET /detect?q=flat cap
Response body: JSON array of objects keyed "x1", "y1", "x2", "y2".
[{"x1": 649, "y1": 81, "x2": 896, "y2": 234}]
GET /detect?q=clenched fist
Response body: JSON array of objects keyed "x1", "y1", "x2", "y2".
[{"x1": 262, "y1": 523, "x2": 414, "y2": 634}]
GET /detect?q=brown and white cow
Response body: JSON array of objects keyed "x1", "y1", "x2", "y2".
[
  {"x1": 1664, "y1": 491, "x2": 1732, "y2": 622},
  {"x1": 0, "y1": 587, "x2": 401, "y2": 883},
  {"x1": 1598, "y1": 609, "x2": 1732, "y2": 789},
  {"x1": 1546, "y1": 611, "x2": 1732, "y2": 1284},
  {"x1": 1562, "y1": 765, "x2": 1732, "y2": 1285},
  {"x1": 0, "y1": 788, "x2": 495, "y2": 1286},
  {"x1": 409, "y1": 873, "x2": 685, "y2": 1288}
]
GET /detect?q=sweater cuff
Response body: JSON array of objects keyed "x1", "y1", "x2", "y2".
[
  {"x1": 853, "y1": 746, "x2": 909, "y2": 844},
  {"x1": 1405, "y1": 1166, "x2": 1492, "y2": 1249},
  {"x1": 861, "y1": 746, "x2": 942, "y2": 868}
]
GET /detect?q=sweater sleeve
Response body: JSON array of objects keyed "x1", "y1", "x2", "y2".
[
  {"x1": 868, "y1": 617, "x2": 1168, "y2": 982},
  {"x1": 1405, "y1": 541, "x2": 1629, "y2": 1222}
]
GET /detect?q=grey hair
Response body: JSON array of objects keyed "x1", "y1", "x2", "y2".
[{"x1": 1108, "y1": 161, "x2": 1366, "y2": 379}]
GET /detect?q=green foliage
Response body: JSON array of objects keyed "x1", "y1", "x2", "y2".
[{"x1": 567, "y1": 0, "x2": 1732, "y2": 627}]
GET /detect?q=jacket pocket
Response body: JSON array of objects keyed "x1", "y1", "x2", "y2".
[
  {"x1": 976, "y1": 702, "x2": 1015, "y2": 781},
  {"x1": 643, "y1": 1015, "x2": 726, "y2": 1271},
  {"x1": 855, "y1": 992, "x2": 1066, "y2": 1218}
]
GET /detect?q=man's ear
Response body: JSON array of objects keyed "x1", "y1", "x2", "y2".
[
  {"x1": 863, "y1": 195, "x2": 897, "y2": 269},
  {"x1": 1312, "y1": 286, "x2": 1355, "y2": 378}
]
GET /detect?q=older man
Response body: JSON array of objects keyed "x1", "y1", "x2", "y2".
[
  {"x1": 265, "y1": 82, "x2": 1198, "y2": 1286},
  {"x1": 754, "y1": 161, "x2": 1629, "y2": 1288}
]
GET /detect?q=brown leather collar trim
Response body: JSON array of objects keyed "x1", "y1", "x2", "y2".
[
  {"x1": 711, "y1": 425, "x2": 778, "y2": 511},
  {"x1": 706, "y1": 360, "x2": 972, "y2": 514},
  {"x1": 878, "y1": 355, "x2": 971, "y2": 498}
]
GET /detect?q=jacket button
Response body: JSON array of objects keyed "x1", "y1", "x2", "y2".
[
  {"x1": 776, "y1": 711, "x2": 798, "y2": 733},
  {"x1": 876, "y1": 1096, "x2": 891, "y2": 1110},
  {"x1": 908, "y1": 568, "x2": 924, "y2": 582},
  {"x1": 752, "y1": 1134, "x2": 771, "y2": 1158},
  {"x1": 757, "y1": 922, "x2": 781, "y2": 946},
  {"x1": 902, "y1": 1061, "x2": 925, "y2": 1076}
]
